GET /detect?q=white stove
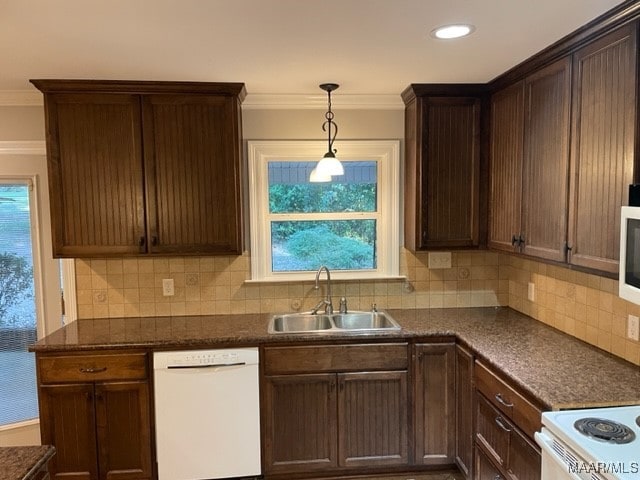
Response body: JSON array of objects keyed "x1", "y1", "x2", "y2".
[{"x1": 535, "y1": 405, "x2": 640, "y2": 480}]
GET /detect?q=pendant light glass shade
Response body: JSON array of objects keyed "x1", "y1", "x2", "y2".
[
  {"x1": 316, "y1": 154, "x2": 344, "y2": 176},
  {"x1": 309, "y1": 83, "x2": 344, "y2": 182},
  {"x1": 309, "y1": 167, "x2": 332, "y2": 183}
]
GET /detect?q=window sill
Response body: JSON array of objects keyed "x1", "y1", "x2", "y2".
[{"x1": 244, "y1": 274, "x2": 407, "y2": 284}]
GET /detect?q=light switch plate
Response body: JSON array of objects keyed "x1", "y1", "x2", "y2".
[
  {"x1": 428, "y1": 252, "x2": 451, "y2": 269},
  {"x1": 162, "y1": 278, "x2": 175, "y2": 296},
  {"x1": 528, "y1": 282, "x2": 535, "y2": 302}
]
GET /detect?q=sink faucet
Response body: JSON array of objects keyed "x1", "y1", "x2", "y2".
[{"x1": 310, "y1": 266, "x2": 333, "y2": 314}]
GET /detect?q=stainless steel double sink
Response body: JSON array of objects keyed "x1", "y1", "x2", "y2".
[{"x1": 268, "y1": 310, "x2": 401, "y2": 334}]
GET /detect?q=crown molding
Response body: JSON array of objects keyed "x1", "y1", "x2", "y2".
[
  {"x1": 0, "y1": 141, "x2": 46, "y2": 154},
  {"x1": 0, "y1": 91, "x2": 43, "y2": 106},
  {"x1": 242, "y1": 93, "x2": 404, "y2": 110},
  {"x1": 0, "y1": 89, "x2": 403, "y2": 110}
]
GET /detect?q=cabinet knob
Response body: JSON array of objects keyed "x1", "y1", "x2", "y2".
[
  {"x1": 151, "y1": 236, "x2": 159, "y2": 246},
  {"x1": 138, "y1": 236, "x2": 146, "y2": 247}
]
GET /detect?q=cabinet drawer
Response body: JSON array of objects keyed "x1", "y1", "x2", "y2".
[
  {"x1": 263, "y1": 343, "x2": 408, "y2": 375},
  {"x1": 475, "y1": 392, "x2": 510, "y2": 468},
  {"x1": 39, "y1": 353, "x2": 148, "y2": 383},
  {"x1": 475, "y1": 362, "x2": 542, "y2": 439}
]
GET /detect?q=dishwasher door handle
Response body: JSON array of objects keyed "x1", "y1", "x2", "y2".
[{"x1": 167, "y1": 362, "x2": 247, "y2": 369}]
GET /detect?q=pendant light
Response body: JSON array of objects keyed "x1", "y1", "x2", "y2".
[{"x1": 310, "y1": 83, "x2": 344, "y2": 182}]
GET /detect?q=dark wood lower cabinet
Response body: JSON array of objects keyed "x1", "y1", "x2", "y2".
[
  {"x1": 339, "y1": 371, "x2": 408, "y2": 468},
  {"x1": 474, "y1": 393, "x2": 541, "y2": 480},
  {"x1": 414, "y1": 343, "x2": 456, "y2": 466},
  {"x1": 455, "y1": 345, "x2": 474, "y2": 478},
  {"x1": 263, "y1": 374, "x2": 338, "y2": 473},
  {"x1": 39, "y1": 381, "x2": 152, "y2": 480},
  {"x1": 39, "y1": 384, "x2": 98, "y2": 480},
  {"x1": 475, "y1": 447, "x2": 505, "y2": 480}
]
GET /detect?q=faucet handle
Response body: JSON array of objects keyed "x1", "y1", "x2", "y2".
[
  {"x1": 371, "y1": 303, "x2": 378, "y2": 312},
  {"x1": 339, "y1": 297, "x2": 348, "y2": 314}
]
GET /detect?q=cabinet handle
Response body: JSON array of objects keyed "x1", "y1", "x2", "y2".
[
  {"x1": 79, "y1": 367, "x2": 107, "y2": 374},
  {"x1": 495, "y1": 393, "x2": 514, "y2": 408},
  {"x1": 518, "y1": 234, "x2": 525, "y2": 247},
  {"x1": 494, "y1": 476, "x2": 502, "y2": 480},
  {"x1": 138, "y1": 236, "x2": 146, "y2": 247},
  {"x1": 495, "y1": 416, "x2": 512, "y2": 432},
  {"x1": 511, "y1": 235, "x2": 519, "y2": 247},
  {"x1": 151, "y1": 236, "x2": 158, "y2": 246}
]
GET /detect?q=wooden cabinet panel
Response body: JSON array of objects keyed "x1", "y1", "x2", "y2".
[
  {"x1": 474, "y1": 446, "x2": 505, "y2": 480},
  {"x1": 31, "y1": 80, "x2": 245, "y2": 257},
  {"x1": 43, "y1": 93, "x2": 145, "y2": 257},
  {"x1": 38, "y1": 353, "x2": 147, "y2": 384},
  {"x1": 95, "y1": 382, "x2": 152, "y2": 480},
  {"x1": 414, "y1": 343, "x2": 455, "y2": 466},
  {"x1": 142, "y1": 94, "x2": 242, "y2": 254},
  {"x1": 403, "y1": 88, "x2": 483, "y2": 251},
  {"x1": 475, "y1": 362, "x2": 542, "y2": 440},
  {"x1": 455, "y1": 344, "x2": 474, "y2": 479},
  {"x1": 263, "y1": 374, "x2": 338, "y2": 473},
  {"x1": 476, "y1": 392, "x2": 510, "y2": 469},
  {"x1": 263, "y1": 343, "x2": 408, "y2": 375},
  {"x1": 421, "y1": 98, "x2": 481, "y2": 247},
  {"x1": 338, "y1": 371, "x2": 408, "y2": 467},
  {"x1": 568, "y1": 24, "x2": 637, "y2": 273},
  {"x1": 521, "y1": 57, "x2": 571, "y2": 261},
  {"x1": 39, "y1": 384, "x2": 98, "y2": 480},
  {"x1": 36, "y1": 352, "x2": 152, "y2": 480},
  {"x1": 508, "y1": 427, "x2": 542, "y2": 480},
  {"x1": 489, "y1": 82, "x2": 524, "y2": 252}
]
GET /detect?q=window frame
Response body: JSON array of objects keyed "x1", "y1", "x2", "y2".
[{"x1": 247, "y1": 140, "x2": 401, "y2": 282}]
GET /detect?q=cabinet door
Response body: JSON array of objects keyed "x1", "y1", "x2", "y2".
[
  {"x1": 95, "y1": 382, "x2": 152, "y2": 480},
  {"x1": 143, "y1": 94, "x2": 243, "y2": 255},
  {"x1": 521, "y1": 57, "x2": 571, "y2": 262},
  {"x1": 39, "y1": 384, "x2": 99, "y2": 480},
  {"x1": 44, "y1": 93, "x2": 146, "y2": 257},
  {"x1": 338, "y1": 371, "x2": 408, "y2": 468},
  {"x1": 475, "y1": 446, "x2": 505, "y2": 480},
  {"x1": 263, "y1": 374, "x2": 338, "y2": 474},
  {"x1": 421, "y1": 98, "x2": 481, "y2": 248},
  {"x1": 455, "y1": 345, "x2": 474, "y2": 478},
  {"x1": 489, "y1": 82, "x2": 525, "y2": 252},
  {"x1": 507, "y1": 428, "x2": 541, "y2": 480},
  {"x1": 414, "y1": 343, "x2": 455, "y2": 466},
  {"x1": 475, "y1": 392, "x2": 510, "y2": 470},
  {"x1": 568, "y1": 24, "x2": 637, "y2": 273}
]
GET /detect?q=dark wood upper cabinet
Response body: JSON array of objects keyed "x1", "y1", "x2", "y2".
[
  {"x1": 521, "y1": 57, "x2": 572, "y2": 262},
  {"x1": 403, "y1": 86, "x2": 484, "y2": 250},
  {"x1": 567, "y1": 24, "x2": 637, "y2": 273},
  {"x1": 488, "y1": 82, "x2": 525, "y2": 253},
  {"x1": 30, "y1": 80, "x2": 245, "y2": 257},
  {"x1": 489, "y1": 58, "x2": 571, "y2": 262}
]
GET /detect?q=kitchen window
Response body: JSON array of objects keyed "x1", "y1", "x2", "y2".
[{"x1": 248, "y1": 140, "x2": 400, "y2": 281}]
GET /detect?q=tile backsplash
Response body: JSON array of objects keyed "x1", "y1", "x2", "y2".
[
  {"x1": 74, "y1": 250, "x2": 640, "y2": 366},
  {"x1": 507, "y1": 256, "x2": 640, "y2": 366},
  {"x1": 75, "y1": 249, "x2": 508, "y2": 318}
]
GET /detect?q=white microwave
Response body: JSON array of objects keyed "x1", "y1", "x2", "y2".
[{"x1": 619, "y1": 205, "x2": 640, "y2": 304}]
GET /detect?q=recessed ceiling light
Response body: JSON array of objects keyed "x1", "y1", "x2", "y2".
[{"x1": 431, "y1": 24, "x2": 476, "y2": 40}]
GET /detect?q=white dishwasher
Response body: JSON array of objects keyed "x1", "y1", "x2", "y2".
[{"x1": 153, "y1": 348, "x2": 261, "y2": 480}]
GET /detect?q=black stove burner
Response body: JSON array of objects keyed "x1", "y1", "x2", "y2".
[
  {"x1": 637, "y1": 416, "x2": 640, "y2": 428},
  {"x1": 574, "y1": 417, "x2": 636, "y2": 444}
]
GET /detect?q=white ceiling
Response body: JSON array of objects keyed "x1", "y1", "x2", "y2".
[{"x1": 0, "y1": 0, "x2": 627, "y2": 97}]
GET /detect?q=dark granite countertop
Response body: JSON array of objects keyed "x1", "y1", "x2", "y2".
[
  {"x1": 0, "y1": 446, "x2": 55, "y2": 480},
  {"x1": 31, "y1": 307, "x2": 640, "y2": 411}
]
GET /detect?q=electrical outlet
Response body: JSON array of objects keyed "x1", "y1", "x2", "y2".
[
  {"x1": 162, "y1": 278, "x2": 175, "y2": 297},
  {"x1": 628, "y1": 314, "x2": 640, "y2": 341},
  {"x1": 428, "y1": 252, "x2": 452, "y2": 269},
  {"x1": 527, "y1": 282, "x2": 535, "y2": 302}
]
